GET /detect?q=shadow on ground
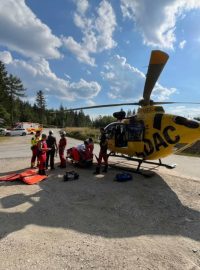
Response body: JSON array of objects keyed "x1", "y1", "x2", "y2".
[{"x1": 0, "y1": 164, "x2": 199, "y2": 241}]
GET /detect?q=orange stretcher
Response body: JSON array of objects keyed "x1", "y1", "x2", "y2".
[
  {"x1": 0, "y1": 173, "x2": 20, "y2": 181},
  {"x1": 0, "y1": 169, "x2": 47, "y2": 185},
  {"x1": 22, "y1": 174, "x2": 47, "y2": 185}
]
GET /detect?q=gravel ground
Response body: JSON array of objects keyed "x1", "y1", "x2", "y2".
[{"x1": 0, "y1": 129, "x2": 200, "y2": 270}]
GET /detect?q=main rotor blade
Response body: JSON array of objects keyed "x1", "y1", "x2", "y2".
[
  {"x1": 143, "y1": 50, "x2": 169, "y2": 105},
  {"x1": 153, "y1": 101, "x2": 200, "y2": 105},
  {"x1": 64, "y1": 102, "x2": 139, "y2": 111}
]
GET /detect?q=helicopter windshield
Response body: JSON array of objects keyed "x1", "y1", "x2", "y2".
[
  {"x1": 105, "y1": 120, "x2": 145, "y2": 147},
  {"x1": 105, "y1": 122, "x2": 128, "y2": 147}
]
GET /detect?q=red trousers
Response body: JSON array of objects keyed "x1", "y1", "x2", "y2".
[
  {"x1": 59, "y1": 149, "x2": 66, "y2": 167},
  {"x1": 38, "y1": 153, "x2": 46, "y2": 170}
]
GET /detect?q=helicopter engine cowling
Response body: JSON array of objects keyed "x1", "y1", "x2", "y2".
[{"x1": 113, "y1": 111, "x2": 126, "y2": 121}]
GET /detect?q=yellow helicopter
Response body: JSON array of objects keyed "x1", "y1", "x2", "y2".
[{"x1": 66, "y1": 50, "x2": 200, "y2": 172}]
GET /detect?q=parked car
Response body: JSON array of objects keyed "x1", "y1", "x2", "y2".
[
  {"x1": 0, "y1": 128, "x2": 7, "y2": 135},
  {"x1": 5, "y1": 128, "x2": 27, "y2": 136}
]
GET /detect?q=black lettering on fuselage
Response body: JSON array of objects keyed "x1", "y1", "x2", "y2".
[
  {"x1": 144, "y1": 138, "x2": 154, "y2": 156},
  {"x1": 153, "y1": 132, "x2": 168, "y2": 151},
  {"x1": 136, "y1": 125, "x2": 180, "y2": 158},
  {"x1": 163, "y1": 126, "x2": 180, "y2": 144}
]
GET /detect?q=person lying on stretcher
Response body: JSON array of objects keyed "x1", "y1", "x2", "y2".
[{"x1": 67, "y1": 138, "x2": 94, "y2": 163}]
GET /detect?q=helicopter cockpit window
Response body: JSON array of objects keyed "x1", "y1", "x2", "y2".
[
  {"x1": 128, "y1": 120, "x2": 144, "y2": 141},
  {"x1": 104, "y1": 123, "x2": 128, "y2": 147},
  {"x1": 115, "y1": 124, "x2": 128, "y2": 147},
  {"x1": 104, "y1": 123, "x2": 116, "y2": 139}
]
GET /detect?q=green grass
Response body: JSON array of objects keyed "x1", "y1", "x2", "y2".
[
  {"x1": 64, "y1": 127, "x2": 100, "y2": 143},
  {"x1": 176, "y1": 152, "x2": 200, "y2": 158}
]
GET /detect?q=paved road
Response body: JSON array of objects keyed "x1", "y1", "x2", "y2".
[
  {"x1": 0, "y1": 128, "x2": 83, "y2": 159},
  {"x1": 0, "y1": 128, "x2": 199, "y2": 180}
]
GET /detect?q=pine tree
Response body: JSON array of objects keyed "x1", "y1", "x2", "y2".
[
  {"x1": 0, "y1": 61, "x2": 8, "y2": 104},
  {"x1": 36, "y1": 90, "x2": 46, "y2": 124},
  {"x1": 59, "y1": 104, "x2": 65, "y2": 127},
  {"x1": 127, "y1": 109, "x2": 132, "y2": 117},
  {"x1": 7, "y1": 74, "x2": 25, "y2": 124}
]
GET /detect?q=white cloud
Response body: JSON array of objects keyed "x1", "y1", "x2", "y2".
[
  {"x1": 76, "y1": 0, "x2": 89, "y2": 15},
  {"x1": 63, "y1": 0, "x2": 117, "y2": 66},
  {"x1": 95, "y1": 0, "x2": 117, "y2": 51},
  {"x1": 120, "y1": 0, "x2": 200, "y2": 49},
  {"x1": 64, "y1": 74, "x2": 71, "y2": 80},
  {"x1": 68, "y1": 79, "x2": 101, "y2": 99},
  {"x1": 0, "y1": 0, "x2": 61, "y2": 59},
  {"x1": 0, "y1": 51, "x2": 13, "y2": 64},
  {"x1": 3, "y1": 51, "x2": 101, "y2": 103},
  {"x1": 101, "y1": 54, "x2": 176, "y2": 101},
  {"x1": 151, "y1": 85, "x2": 177, "y2": 101},
  {"x1": 179, "y1": 40, "x2": 186, "y2": 49},
  {"x1": 62, "y1": 36, "x2": 95, "y2": 66},
  {"x1": 167, "y1": 105, "x2": 200, "y2": 118},
  {"x1": 86, "y1": 100, "x2": 96, "y2": 106}
]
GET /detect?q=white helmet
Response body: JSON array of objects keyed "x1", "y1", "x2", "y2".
[
  {"x1": 61, "y1": 131, "x2": 66, "y2": 136},
  {"x1": 49, "y1": 130, "x2": 53, "y2": 135}
]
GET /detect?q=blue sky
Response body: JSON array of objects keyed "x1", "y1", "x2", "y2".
[{"x1": 0, "y1": 0, "x2": 200, "y2": 118}]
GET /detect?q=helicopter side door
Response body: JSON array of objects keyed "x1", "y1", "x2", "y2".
[
  {"x1": 126, "y1": 119, "x2": 145, "y2": 156},
  {"x1": 127, "y1": 120, "x2": 145, "y2": 142},
  {"x1": 114, "y1": 123, "x2": 128, "y2": 147}
]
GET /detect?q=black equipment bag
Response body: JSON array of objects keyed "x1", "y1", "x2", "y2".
[{"x1": 63, "y1": 171, "x2": 79, "y2": 181}]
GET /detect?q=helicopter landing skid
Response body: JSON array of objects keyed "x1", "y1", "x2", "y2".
[
  {"x1": 163, "y1": 163, "x2": 176, "y2": 169},
  {"x1": 109, "y1": 154, "x2": 176, "y2": 174}
]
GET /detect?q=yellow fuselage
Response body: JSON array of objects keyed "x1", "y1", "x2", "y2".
[{"x1": 107, "y1": 106, "x2": 200, "y2": 160}]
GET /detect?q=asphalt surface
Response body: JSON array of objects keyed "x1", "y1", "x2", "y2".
[{"x1": 0, "y1": 128, "x2": 199, "y2": 180}]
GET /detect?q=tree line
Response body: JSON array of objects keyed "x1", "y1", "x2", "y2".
[{"x1": 1, "y1": 60, "x2": 130, "y2": 128}]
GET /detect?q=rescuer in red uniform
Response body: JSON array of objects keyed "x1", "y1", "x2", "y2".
[
  {"x1": 30, "y1": 130, "x2": 41, "y2": 168},
  {"x1": 37, "y1": 134, "x2": 50, "y2": 175},
  {"x1": 58, "y1": 131, "x2": 67, "y2": 168},
  {"x1": 94, "y1": 128, "x2": 108, "y2": 174}
]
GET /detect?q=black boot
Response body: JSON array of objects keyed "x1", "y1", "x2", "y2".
[
  {"x1": 93, "y1": 166, "x2": 100, "y2": 175},
  {"x1": 39, "y1": 170, "x2": 47, "y2": 176},
  {"x1": 42, "y1": 170, "x2": 47, "y2": 175},
  {"x1": 102, "y1": 165, "x2": 108, "y2": 173}
]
